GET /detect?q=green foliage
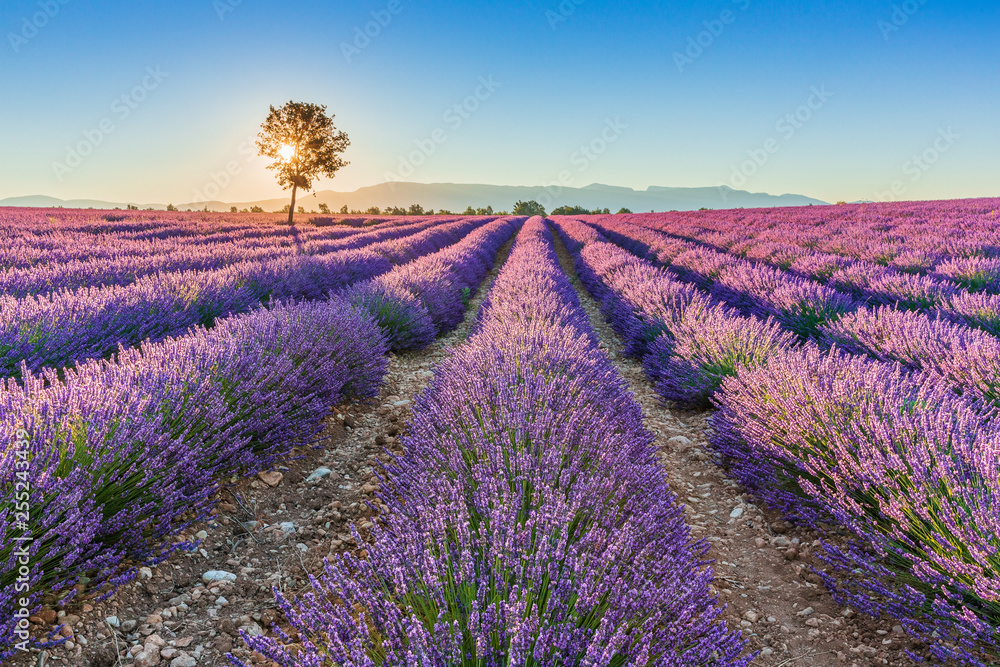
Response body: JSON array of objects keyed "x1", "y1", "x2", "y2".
[
  {"x1": 257, "y1": 100, "x2": 350, "y2": 224},
  {"x1": 549, "y1": 205, "x2": 613, "y2": 216},
  {"x1": 512, "y1": 200, "x2": 547, "y2": 217}
]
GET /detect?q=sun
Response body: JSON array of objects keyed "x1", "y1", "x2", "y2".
[{"x1": 278, "y1": 144, "x2": 295, "y2": 161}]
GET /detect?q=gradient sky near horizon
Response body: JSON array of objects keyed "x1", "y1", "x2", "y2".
[{"x1": 1, "y1": 0, "x2": 997, "y2": 206}]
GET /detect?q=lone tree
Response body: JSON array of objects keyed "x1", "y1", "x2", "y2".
[{"x1": 257, "y1": 101, "x2": 350, "y2": 225}]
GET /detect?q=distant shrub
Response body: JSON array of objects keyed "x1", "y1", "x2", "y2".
[{"x1": 307, "y1": 216, "x2": 338, "y2": 227}]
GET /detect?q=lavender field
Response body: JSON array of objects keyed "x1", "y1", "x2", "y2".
[{"x1": 2, "y1": 201, "x2": 1000, "y2": 666}]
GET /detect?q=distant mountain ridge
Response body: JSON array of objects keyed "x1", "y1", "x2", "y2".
[{"x1": 0, "y1": 182, "x2": 827, "y2": 213}]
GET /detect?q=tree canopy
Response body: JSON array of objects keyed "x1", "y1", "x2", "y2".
[
  {"x1": 257, "y1": 101, "x2": 350, "y2": 224},
  {"x1": 512, "y1": 200, "x2": 547, "y2": 217}
]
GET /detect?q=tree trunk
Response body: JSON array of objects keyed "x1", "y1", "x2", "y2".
[{"x1": 288, "y1": 183, "x2": 298, "y2": 225}]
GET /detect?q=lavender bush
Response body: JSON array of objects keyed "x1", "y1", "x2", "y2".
[
  {"x1": 363, "y1": 216, "x2": 521, "y2": 343},
  {"x1": 819, "y1": 305, "x2": 1000, "y2": 409},
  {"x1": 644, "y1": 306, "x2": 798, "y2": 407},
  {"x1": 711, "y1": 345, "x2": 1000, "y2": 665},
  {"x1": 935, "y1": 256, "x2": 1000, "y2": 292},
  {"x1": 0, "y1": 298, "x2": 389, "y2": 659}
]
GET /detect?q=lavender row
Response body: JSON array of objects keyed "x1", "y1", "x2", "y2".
[
  {"x1": 0, "y1": 214, "x2": 302, "y2": 269},
  {"x1": 731, "y1": 238, "x2": 1000, "y2": 296},
  {"x1": 347, "y1": 216, "x2": 522, "y2": 350},
  {"x1": 239, "y1": 218, "x2": 748, "y2": 666},
  {"x1": 0, "y1": 217, "x2": 519, "y2": 659},
  {"x1": 619, "y1": 209, "x2": 1000, "y2": 298},
  {"x1": 711, "y1": 348, "x2": 1000, "y2": 666},
  {"x1": 0, "y1": 217, "x2": 490, "y2": 378},
  {"x1": 558, "y1": 217, "x2": 1000, "y2": 414},
  {"x1": 673, "y1": 219, "x2": 1000, "y2": 320},
  {"x1": 591, "y1": 216, "x2": 1000, "y2": 328},
  {"x1": 567, "y1": 216, "x2": 854, "y2": 339},
  {"x1": 581, "y1": 216, "x2": 1000, "y2": 413},
  {"x1": 554, "y1": 219, "x2": 1000, "y2": 663},
  {"x1": 0, "y1": 209, "x2": 408, "y2": 269},
  {"x1": 585, "y1": 216, "x2": 1000, "y2": 373},
  {"x1": 576, "y1": 215, "x2": 1000, "y2": 412},
  {"x1": 591, "y1": 216, "x2": 959, "y2": 333},
  {"x1": 552, "y1": 218, "x2": 794, "y2": 408},
  {"x1": 611, "y1": 199, "x2": 1000, "y2": 275},
  {"x1": 0, "y1": 216, "x2": 456, "y2": 299},
  {"x1": 0, "y1": 298, "x2": 390, "y2": 660}
]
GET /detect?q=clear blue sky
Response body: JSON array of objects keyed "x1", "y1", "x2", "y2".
[{"x1": 1, "y1": 0, "x2": 997, "y2": 205}]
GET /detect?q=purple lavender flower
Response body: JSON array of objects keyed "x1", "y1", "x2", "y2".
[
  {"x1": 1, "y1": 298, "x2": 389, "y2": 659},
  {"x1": 711, "y1": 345, "x2": 1000, "y2": 665},
  {"x1": 645, "y1": 305, "x2": 798, "y2": 406}
]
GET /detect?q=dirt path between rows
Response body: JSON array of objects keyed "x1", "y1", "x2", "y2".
[
  {"x1": 550, "y1": 231, "x2": 928, "y2": 667},
  {"x1": 15, "y1": 238, "x2": 515, "y2": 667}
]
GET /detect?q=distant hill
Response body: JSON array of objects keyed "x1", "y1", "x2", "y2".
[{"x1": 0, "y1": 182, "x2": 827, "y2": 213}]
